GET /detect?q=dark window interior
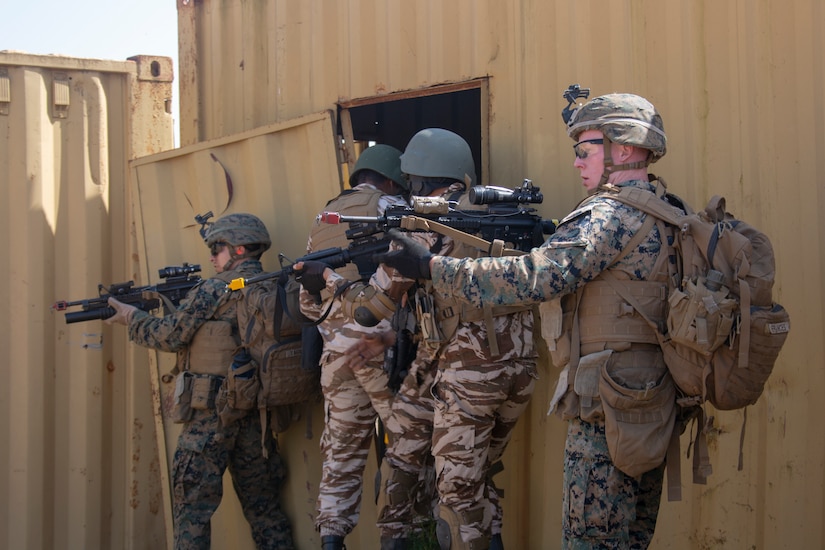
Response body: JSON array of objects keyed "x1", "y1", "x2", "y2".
[{"x1": 338, "y1": 87, "x2": 483, "y2": 184}]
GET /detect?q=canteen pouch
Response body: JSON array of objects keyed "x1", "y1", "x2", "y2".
[
  {"x1": 171, "y1": 371, "x2": 195, "y2": 423},
  {"x1": 190, "y1": 375, "x2": 221, "y2": 411},
  {"x1": 599, "y1": 351, "x2": 676, "y2": 477}
]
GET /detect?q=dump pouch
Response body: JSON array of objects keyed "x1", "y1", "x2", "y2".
[{"x1": 599, "y1": 351, "x2": 676, "y2": 477}]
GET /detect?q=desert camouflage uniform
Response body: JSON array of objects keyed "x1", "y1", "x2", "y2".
[
  {"x1": 430, "y1": 178, "x2": 667, "y2": 549},
  {"x1": 129, "y1": 259, "x2": 294, "y2": 550},
  {"x1": 300, "y1": 184, "x2": 407, "y2": 538},
  {"x1": 362, "y1": 183, "x2": 537, "y2": 547}
]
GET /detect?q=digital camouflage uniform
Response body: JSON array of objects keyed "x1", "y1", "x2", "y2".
[
  {"x1": 129, "y1": 258, "x2": 294, "y2": 550},
  {"x1": 300, "y1": 183, "x2": 408, "y2": 539},
  {"x1": 361, "y1": 182, "x2": 538, "y2": 548},
  {"x1": 430, "y1": 178, "x2": 668, "y2": 549}
]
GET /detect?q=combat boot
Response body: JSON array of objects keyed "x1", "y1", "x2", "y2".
[{"x1": 321, "y1": 534, "x2": 346, "y2": 550}]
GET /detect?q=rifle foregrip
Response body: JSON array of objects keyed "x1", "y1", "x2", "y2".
[{"x1": 64, "y1": 307, "x2": 116, "y2": 324}]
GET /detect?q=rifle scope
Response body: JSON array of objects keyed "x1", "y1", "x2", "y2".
[
  {"x1": 469, "y1": 180, "x2": 544, "y2": 205},
  {"x1": 158, "y1": 263, "x2": 201, "y2": 279}
]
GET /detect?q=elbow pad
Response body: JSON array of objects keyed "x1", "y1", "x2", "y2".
[{"x1": 341, "y1": 285, "x2": 396, "y2": 327}]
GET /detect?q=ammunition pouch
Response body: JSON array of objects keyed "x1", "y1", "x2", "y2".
[{"x1": 190, "y1": 374, "x2": 223, "y2": 411}]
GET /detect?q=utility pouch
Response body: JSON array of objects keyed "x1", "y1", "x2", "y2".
[
  {"x1": 226, "y1": 360, "x2": 259, "y2": 410},
  {"x1": 190, "y1": 375, "x2": 221, "y2": 411},
  {"x1": 574, "y1": 350, "x2": 612, "y2": 422},
  {"x1": 600, "y1": 351, "x2": 676, "y2": 477},
  {"x1": 171, "y1": 371, "x2": 194, "y2": 423},
  {"x1": 415, "y1": 288, "x2": 444, "y2": 350},
  {"x1": 667, "y1": 277, "x2": 737, "y2": 356},
  {"x1": 708, "y1": 303, "x2": 790, "y2": 410}
]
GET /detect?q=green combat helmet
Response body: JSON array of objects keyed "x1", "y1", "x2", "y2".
[
  {"x1": 349, "y1": 144, "x2": 407, "y2": 190},
  {"x1": 204, "y1": 212, "x2": 272, "y2": 257},
  {"x1": 400, "y1": 128, "x2": 476, "y2": 193},
  {"x1": 566, "y1": 93, "x2": 667, "y2": 163}
]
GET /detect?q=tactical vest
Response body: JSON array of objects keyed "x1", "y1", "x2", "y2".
[
  {"x1": 310, "y1": 185, "x2": 384, "y2": 287},
  {"x1": 176, "y1": 272, "x2": 242, "y2": 377},
  {"x1": 544, "y1": 196, "x2": 670, "y2": 415}
]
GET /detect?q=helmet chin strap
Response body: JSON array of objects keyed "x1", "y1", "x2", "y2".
[
  {"x1": 222, "y1": 246, "x2": 250, "y2": 271},
  {"x1": 598, "y1": 138, "x2": 652, "y2": 185}
]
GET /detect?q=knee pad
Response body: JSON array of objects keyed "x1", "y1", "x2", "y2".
[{"x1": 436, "y1": 504, "x2": 488, "y2": 550}]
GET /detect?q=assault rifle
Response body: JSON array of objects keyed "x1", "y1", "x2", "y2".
[
  {"x1": 53, "y1": 264, "x2": 202, "y2": 324},
  {"x1": 227, "y1": 226, "x2": 391, "y2": 291},
  {"x1": 319, "y1": 179, "x2": 557, "y2": 253}
]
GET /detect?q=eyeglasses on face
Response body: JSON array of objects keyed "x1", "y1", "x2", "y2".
[
  {"x1": 209, "y1": 241, "x2": 229, "y2": 256},
  {"x1": 573, "y1": 138, "x2": 604, "y2": 159}
]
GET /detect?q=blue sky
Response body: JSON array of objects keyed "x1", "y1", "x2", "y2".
[
  {"x1": 2, "y1": 0, "x2": 180, "y2": 139},
  {"x1": 2, "y1": 0, "x2": 178, "y2": 62}
]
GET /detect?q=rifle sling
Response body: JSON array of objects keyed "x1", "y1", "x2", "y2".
[
  {"x1": 399, "y1": 216, "x2": 524, "y2": 257},
  {"x1": 400, "y1": 215, "x2": 528, "y2": 355}
]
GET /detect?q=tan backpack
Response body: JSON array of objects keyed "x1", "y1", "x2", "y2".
[
  {"x1": 600, "y1": 179, "x2": 790, "y2": 490},
  {"x1": 218, "y1": 274, "x2": 322, "y2": 454}
]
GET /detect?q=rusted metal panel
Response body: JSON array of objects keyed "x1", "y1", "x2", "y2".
[
  {"x1": 0, "y1": 52, "x2": 174, "y2": 549},
  {"x1": 164, "y1": 0, "x2": 822, "y2": 548}
]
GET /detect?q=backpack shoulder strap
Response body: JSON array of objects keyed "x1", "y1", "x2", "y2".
[{"x1": 599, "y1": 181, "x2": 686, "y2": 227}]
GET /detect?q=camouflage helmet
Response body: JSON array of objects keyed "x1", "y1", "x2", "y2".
[
  {"x1": 566, "y1": 93, "x2": 667, "y2": 163},
  {"x1": 204, "y1": 213, "x2": 271, "y2": 253},
  {"x1": 400, "y1": 128, "x2": 477, "y2": 186},
  {"x1": 349, "y1": 144, "x2": 407, "y2": 190}
]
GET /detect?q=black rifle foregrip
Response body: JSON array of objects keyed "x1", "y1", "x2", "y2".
[{"x1": 65, "y1": 306, "x2": 116, "y2": 324}]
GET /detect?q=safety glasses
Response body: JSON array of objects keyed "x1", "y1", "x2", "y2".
[
  {"x1": 573, "y1": 138, "x2": 604, "y2": 159},
  {"x1": 209, "y1": 241, "x2": 229, "y2": 256}
]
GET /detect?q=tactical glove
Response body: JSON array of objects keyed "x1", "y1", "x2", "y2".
[
  {"x1": 294, "y1": 260, "x2": 330, "y2": 295},
  {"x1": 105, "y1": 297, "x2": 138, "y2": 326},
  {"x1": 375, "y1": 229, "x2": 433, "y2": 280}
]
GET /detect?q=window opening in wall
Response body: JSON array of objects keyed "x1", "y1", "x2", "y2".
[{"x1": 338, "y1": 80, "x2": 486, "y2": 188}]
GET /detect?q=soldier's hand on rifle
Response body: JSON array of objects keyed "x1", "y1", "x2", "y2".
[
  {"x1": 105, "y1": 297, "x2": 138, "y2": 326},
  {"x1": 294, "y1": 260, "x2": 332, "y2": 295},
  {"x1": 375, "y1": 229, "x2": 433, "y2": 280}
]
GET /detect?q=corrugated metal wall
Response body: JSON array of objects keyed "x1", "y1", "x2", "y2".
[
  {"x1": 0, "y1": 52, "x2": 174, "y2": 549},
  {"x1": 176, "y1": 1, "x2": 825, "y2": 549}
]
